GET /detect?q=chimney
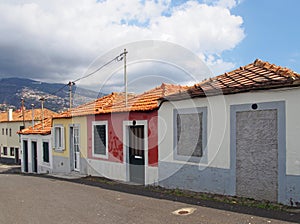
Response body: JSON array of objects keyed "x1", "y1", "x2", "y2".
[{"x1": 8, "y1": 109, "x2": 13, "y2": 121}]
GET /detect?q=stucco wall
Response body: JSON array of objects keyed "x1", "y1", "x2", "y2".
[
  {"x1": 0, "y1": 120, "x2": 32, "y2": 160},
  {"x1": 52, "y1": 116, "x2": 88, "y2": 174},
  {"x1": 158, "y1": 87, "x2": 300, "y2": 205},
  {"x1": 86, "y1": 111, "x2": 159, "y2": 184},
  {"x1": 20, "y1": 134, "x2": 52, "y2": 174}
]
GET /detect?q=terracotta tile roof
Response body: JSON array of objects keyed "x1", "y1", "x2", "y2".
[
  {"x1": 53, "y1": 92, "x2": 133, "y2": 118},
  {"x1": 53, "y1": 83, "x2": 187, "y2": 119},
  {"x1": 19, "y1": 83, "x2": 187, "y2": 133},
  {"x1": 165, "y1": 59, "x2": 300, "y2": 100},
  {"x1": 103, "y1": 83, "x2": 188, "y2": 113},
  {"x1": 18, "y1": 117, "x2": 53, "y2": 135},
  {"x1": 0, "y1": 108, "x2": 58, "y2": 123}
]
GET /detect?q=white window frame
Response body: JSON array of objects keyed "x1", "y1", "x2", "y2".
[
  {"x1": 92, "y1": 121, "x2": 108, "y2": 159},
  {"x1": 53, "y1": 125, "x2": 65, "y2": 151}
]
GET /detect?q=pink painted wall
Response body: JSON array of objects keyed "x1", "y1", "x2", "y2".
[{"x1": 87, "y1": 111, "x2": 158, "y2": 166}]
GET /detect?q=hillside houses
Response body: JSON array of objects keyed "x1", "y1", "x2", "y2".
[{"x1": 16, "y1": 59, "x2": 300, "y2": 206}]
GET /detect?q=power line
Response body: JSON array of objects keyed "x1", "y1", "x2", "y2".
[
  {"x1": 38, "y1": 51, "x2": 126, "y2": 107},
  {"x1": 72, "y1": 52, "x2": 126, "y2": 83}
]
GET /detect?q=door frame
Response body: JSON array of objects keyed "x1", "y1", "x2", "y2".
[
  {"x1": 123, "y1": 120, "x2": 148, "y2": 184},
  {"x1": 22, "y1": 139, "x2": 29, "y2": 172},
  {"x1": 31, "y1": 140, "x2": 38, "y2": 173},
  {"x1": 230, "y1": 101, "x2": 286, "y2": 203},
  {"x1": 69, "y1": 124, "x2": 80, "y2": 172}
]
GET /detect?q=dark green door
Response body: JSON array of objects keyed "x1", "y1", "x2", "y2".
[{"x1": 129, "y1": 125, "x2": 145, "y2": 185}]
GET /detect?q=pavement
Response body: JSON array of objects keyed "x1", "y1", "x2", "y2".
[{"x1": 1, "y1": 164, "x2": 300, "y2": 224}]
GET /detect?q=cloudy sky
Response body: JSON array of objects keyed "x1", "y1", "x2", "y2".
[{"x1": 0, "y1": 0, "x2": 299, "y2": 93}]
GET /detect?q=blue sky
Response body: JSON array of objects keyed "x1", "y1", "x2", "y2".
[
  {"x1": 226, "y1": 0, "x2": 300, "y2": 73},
  {"x1": 0, "y1": 0, "x2": 299, "y2": 93}
]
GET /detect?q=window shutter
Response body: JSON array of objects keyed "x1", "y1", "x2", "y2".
[
  {"x1": 51, "y1": 127, "x2": 55, "y2": 150},
  {"x1": 61, "y1": 126, "x2": 65, "y2": 150}
]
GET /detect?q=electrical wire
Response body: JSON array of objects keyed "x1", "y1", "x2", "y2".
[
  {"x1": 72, "y1": 52, "x2": 125, "y2": 83},
  {"x1": 39, "y1": 51, "x2": 126, "y2": 102}
]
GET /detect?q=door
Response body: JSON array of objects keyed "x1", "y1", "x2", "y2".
[
  {"x1": 70, "y1": 126, "x2": 80, "y2": 171},
  {"x1": 236, "y1": 109, "x2": 278, "y2": 202},
  {"x1": 128, "y1": 125, "x2": 145, "y2": 184},
  {"x1": 15, "y1": 148, "x2": 20, "y2": 164},
  {"x1": 32, "y1": 141, "x2": 38, "y2": 173},
  {"x1": 23, "y1": 140, "x2": 28, "y2": 172}
]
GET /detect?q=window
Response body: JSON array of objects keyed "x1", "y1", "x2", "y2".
[
  {"x1": 3, "y1": 147, "x2": 7, "y2": 155},
  {"x1": 2, "y1": 128, "x2": 4, "y2": 135},
  {"x1": 43, "y1": 141, "x2": 50, "y2": 163},
  {"x1": 9, "y1": 128, "x2": 11, "y2": 137},
  {"x1": 10, "y1": 147, "x2": 14, "y2": 156},
  {"x1": 53, "y1": 125, "x2": 64, "y2": 151},
  {"x1": 6, "y1": 128, "x2": 8, "y2": 135},
  {"x1": 174, "y1": 107, "x2": 207, "y2": 162},
  {"x1": 92, "y1": 121, "x2": 108, "y2": 158}
]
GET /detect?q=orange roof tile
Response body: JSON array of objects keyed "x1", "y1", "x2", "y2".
[
  {"x1": 18, "y1": 117, "x2": 53, "y2": 135},
  {"x1": 102, "y1": 83, "x2": 188, "y2": 113},
  {"x1": 166, "y1": 59, "x2": 300, "y2": 100},
  {"x1": 53, "y1": 83, "x2": 187, "y2": 119},
  {"x1": 0, "y1": 108, "x2": 58, "y2": 123},
  {"x1": 53, "y1": 92, "x2": 133, "y2": 118}
]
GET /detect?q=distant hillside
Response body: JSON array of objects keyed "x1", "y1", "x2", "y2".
[{"x1": 0, "y1": 78, "x2": 104, "y2": 112}]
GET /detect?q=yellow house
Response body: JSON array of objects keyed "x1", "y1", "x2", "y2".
[{"x1": 51, "y1": 93, "x2": 125, "y2": 174}]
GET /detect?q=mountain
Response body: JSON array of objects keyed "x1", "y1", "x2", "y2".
[{"x1": 0, "y1": 78, "x2": 103, "y2": 112}]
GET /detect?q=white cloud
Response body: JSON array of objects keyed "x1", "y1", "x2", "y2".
[{"x1": 0, "y1": 0, "x2": 245, "y2": 91}]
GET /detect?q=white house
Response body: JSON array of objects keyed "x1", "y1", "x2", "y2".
[
  {"x1": 158, "y1": 59, "x2": 300, "y2": 206},
  {"x1": 19, "y1": 118, "x2": 53, "y2": 173}
]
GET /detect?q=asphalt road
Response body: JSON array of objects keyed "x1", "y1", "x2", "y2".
[{"x1": 0, "y1": 166, "x2": 299, "y2": 224}]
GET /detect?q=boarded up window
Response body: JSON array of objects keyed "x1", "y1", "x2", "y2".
[
  {"x1": 94, "y1": 124, "x2": 107, "y2": 155},
  {"x1": 176, "y1": 112, "x2": 203, "y2": 158}
]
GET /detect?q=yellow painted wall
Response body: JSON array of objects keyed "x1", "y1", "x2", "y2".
[{"x1": 52, "y1": 116, "x2": 87, "y2": 159}]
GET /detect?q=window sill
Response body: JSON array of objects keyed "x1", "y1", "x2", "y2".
[{"x1": 92, "y1": 153, "x2": 108, "y2": 159}]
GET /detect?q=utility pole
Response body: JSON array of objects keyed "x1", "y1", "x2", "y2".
[
  {"x1": 68, "y1": 81, "x2": 75, "y2": 110},
  {"x1": 40, "y1": 97, "x2": 45, "y2": 130},
  {"x1": 31, "y1": 104, "x2": 35, "y2": 129},
  {"x1": 123, "y1": 49, "x2": 128, "y2": 107},
  {"x1": 21, "y1": 98, "x2": 25, "y2": 129}
]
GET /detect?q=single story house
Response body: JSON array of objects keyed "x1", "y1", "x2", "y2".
[
  {"x1": 86, "y1": 83, "x2": 187, "y2": 185},
  {"x1": 158, "y1": 59, "x2": 300, "y2": 206},
  {"x1": 19, "y1": 118, "x2": 53, "y2": 173}
]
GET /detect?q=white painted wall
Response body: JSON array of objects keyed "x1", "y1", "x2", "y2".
[
  {"x1": 20, "y1": 134, "x2": 53, "y2": 173},
  {"x1": 159, "y1": 87, "x2": 300, "y2": 176}
]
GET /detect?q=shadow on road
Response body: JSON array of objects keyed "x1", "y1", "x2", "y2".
[{"x1": 0, "y1": 164, "x2": 21, "y2": 174}]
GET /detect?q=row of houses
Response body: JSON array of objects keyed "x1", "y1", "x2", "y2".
[
  {"x1": 0, "y1": 108, "x2": 57, "y2": 164},
  {"x1": 15, "y1": 59, "x2": 300, "y2": 206}
]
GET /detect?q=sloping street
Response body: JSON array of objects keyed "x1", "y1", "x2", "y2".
[{"x1": 0, "y1": 165, "x2": 299, "y2": 224}]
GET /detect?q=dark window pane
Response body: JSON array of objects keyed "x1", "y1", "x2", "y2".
[
  {"x1": 43, "y1": 142, "x2": 49, "y2": 163},
  {"x1": 3, "y1": 147, "x2": 7, "y2": 155},
  {"x1": 10, "y1": 147, "x2": 14, "y2": 156},
  {"x1": 94, "y1": 125, "x2": 106, "y2": 155}
]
